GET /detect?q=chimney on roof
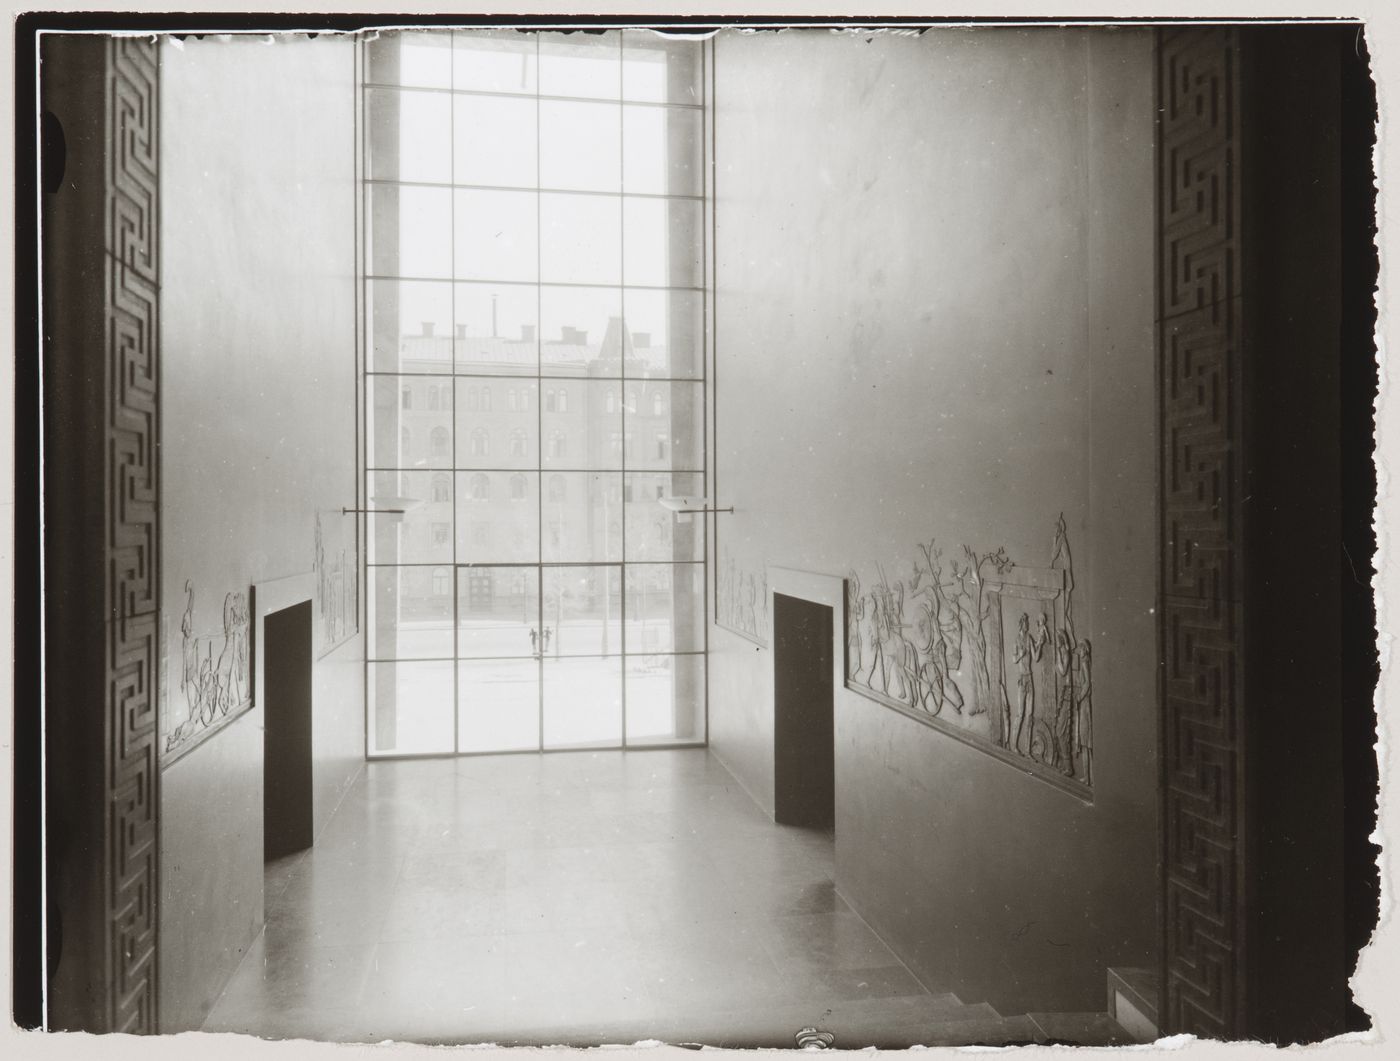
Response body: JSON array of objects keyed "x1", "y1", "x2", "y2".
[
  {"x1": 632, "y1": 332, "x2": 651, "y2": 349},
  {"x1": 455, "y1": 324, "x2": 467, "y2": 340},
  {"x1": 422, "y1": 321, "x2": 436, "y2": 337},
  {"x1": 561, "y1": 325, "x2": 587, "y2": 345},
  {"x1": 521, "y1": 324, "x2": 536, "y2": 343}
]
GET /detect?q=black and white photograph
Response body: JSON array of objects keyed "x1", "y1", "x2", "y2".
[{"x1": 8, "y1": 6, "x2": 1399, "y2": 1057}]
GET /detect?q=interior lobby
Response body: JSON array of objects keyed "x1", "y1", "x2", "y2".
[{"x1": 20, "y1": 19, "x2": 1380, "y2": 1052}]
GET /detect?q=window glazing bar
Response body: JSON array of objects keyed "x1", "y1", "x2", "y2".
[
  {"x1": 364, "y1": 274, "x2": 703, "y2": 292},
  {"x1": 364, "y1": 177, "x2": 703, "y2": 202},
  {"x1": 362, "y1": 81, "x2": 703, "y2": 110}
]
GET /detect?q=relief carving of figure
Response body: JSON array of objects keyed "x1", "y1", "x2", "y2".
[
  {"x1": 1012, "y1": 611, "x2": 1048, "y2": 756},
  {"x1": 891, "y1": 589, "x2": 926, "y2": 709},
  {"x1": 1053, "y1": 627, "x2": 1076, "y2": 775},
  {"x1": 912, "y1": 599, "x2": 963, "y2": 717},
  {"x1": 742, "y1": 573, "x2": 758, "y2": 636},
  {"x1": 758, "y1": 571, "x2": 769, "y2": 641},
  {"x1": 195, "y1": 650, "x2": 217, "y2": 725},
  {"x1": 179, "y1": 580, "x2": 197, "y2": 705},
  {"x1": 1073, "y1": 638, "x2": 1093, "y2": 784},
  {"x1": 864, "y1": 588, "x2": 886, "y2": 694},
  {"x1": 214, "y1": 591, "x2": 249, "y2": 713},
  {"x1": 872, "y1": 576, "x2": 910, "y2": 702},
  {"x1": 949, "y1": 546, "x2": 1011, "y2": 715},
  {"x1": 846, "y1": 572, "x2": 865, "y2": 682}
]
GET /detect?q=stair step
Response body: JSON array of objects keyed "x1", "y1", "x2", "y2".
[
  {"x1": 676, "y1": 995, "x2": 995, "y2": 1046},
  {"x1": 753, "y1": 991, "x2": 996, "y2": 1026},
  {"x1": 531, "y1": 992, "x2": 1004, "y2": 1049},
  {"x1": 1028, "y1": 1011, "x2": 1137, "y2": 1046},
  {"x1": 885, "y1": 1013, "x2": 1043, "y2": 1048},
  {"x1": 1107, "y1": 965, "x2": 1160, "y2": 1042}
]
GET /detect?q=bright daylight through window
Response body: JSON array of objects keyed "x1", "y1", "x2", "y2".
[{"x1": 363, "y1": 30, "x2": 709, "y2": 756}]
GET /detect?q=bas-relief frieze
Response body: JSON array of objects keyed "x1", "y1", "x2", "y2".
[
  {"x1": 314, "y1": 508, "x2": 359, "y2": 657},
  {"x1": 160, "y1": 510, "x2": 357, "y2": 763},
  {"x1": 161, "y1": 579, "x2": 251, "y2": 763},
  {"x1": 716, "y1": 544, "x2": 769, "y2": 646},
  {"x1": 845, "y1": 514, "x2": 1094, "y2": 796}
]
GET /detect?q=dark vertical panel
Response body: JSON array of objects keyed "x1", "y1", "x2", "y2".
[
  {"x1": 41, "y1": 32, "x2": 160, "y2": 1034},
  {"x1": 1157, "y1": 25, "x2": 1367, "y2": 1044},
  {"x1": 773, "y1": 593, "x2": 834, "y2": 829},
  {"x1": 1238, "y1": 26, "x2": 1347, "y2": 1044},
  {"x1": 264, "y1": 602, "x2": 316, "y2": 860}
]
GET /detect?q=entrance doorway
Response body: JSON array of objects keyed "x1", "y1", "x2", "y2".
[{"x1": 361, "y1": 32, "x2": 713, "y2": 761}]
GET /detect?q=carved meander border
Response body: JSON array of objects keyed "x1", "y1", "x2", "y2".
[{"x1": 105, "y1": 34, "x2": 161, "y2": 1032}]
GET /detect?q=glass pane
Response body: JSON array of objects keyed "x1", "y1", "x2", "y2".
[
  {"x1": 453, "y1": 283, "x2": 538, "y2": 374},
  {"x1": 543, "y1": 656, "x2": 623, "y2": 748},
  {"x1": 622, "y1": 288, "x2": 702, "y2": 379},
  {"x1": 623, "y1": 197, "x2": 702, "y2": 288},
  {"x1": 625, "y1": 563, "x2": 704, "y2": 653},
  {"x1": 369, "y1": 661, "x2": 454, "y2": 756},
  {"x1": 454, "y1": 189, "x2": 538, "y2": 282},
  {"x1": 540, "y1": 381, "x2": 621, "y2": 470},
  {"x1": 622, "y1": 33, "x2": 703, "y2": 105},
  {"x1": 454, "y1": 94, "x2": 537, "y2": 189},
  {"x1": 367, "y1": 88, "x2": 451, "y2": 184},
  {"x1": 458, "y1": 659, "x2": 539, "y2": 752},
  {"x1": 456, "y1": 471, "x2": 539, "y2": 564},
  {"x1": 368, "y1": 31, "x2": 452, "y2": 89},
  {"x1": 623, "y1": 105, "x2": 702, "y2": 197},
  {"x1": 368, "y1": 184, "x2": 453, "y2": 279},
  {"x1": 540, "y1": 100, "x2": 620, "y2": 192},
  {"x1": 369, "y1": 375, "x2": 452, "y2": 470},
  {"x1": 453, "y1": 30, "x2": 537, "y2": 95},
  {"x1": 368, "y1": 470, "x2": 453, "y2": 565},
  {"x1": 540, "y1": 286, "x2": 621, "y2": 376},
  {"x1": 540, "y1": 192, "x2": 620, "y2": 285},
  {"x1": 624, "y1": 472, "x2": 704, "y2": 562},
  {"x1": 540, "y1": 472, "x2": 622, "y2": 563},
  {"x1": 368, "y1": 565, "x2": 455, "y2": 660},
  {"x1": 538, "y1": 32, "x2": 621, "y2": 100},
  {"x1": 542, "y1": 566, "x2": 622, "y2": 657},
  {"x1": 625, "y1": 380, "x2": 702, "y2": 471},
  {"x1": 455, "y1": 378, "x2": 537, "y2": 470},
  {"x1": 458, "y1": 566, "x2": 539, "y2": 659},
  {"x1": 626, "y1": 654, "x2": 705, "y2": 744},
  {"x1": 369, "y1": 280, "x2": 453, "y2": 374}
]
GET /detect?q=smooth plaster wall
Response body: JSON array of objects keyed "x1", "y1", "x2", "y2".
[
  {"x1": 158, "y1": 36, "x2": 361, "y2": 1032},
  {"x1": 709, "y1": 28, "x2": 1156, "y2": 1014}
]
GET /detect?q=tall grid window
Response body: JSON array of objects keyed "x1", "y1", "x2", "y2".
[{"x1": 363, "y1": 30, "x2": 707, "y2": 756}]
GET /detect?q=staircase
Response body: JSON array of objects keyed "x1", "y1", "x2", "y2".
[
  {"x1": 710, "y1": 968, "x2": 1157, "y2": 1049},
  {"x1": 495, "y1": 990, "x2": 1140, "y2": 1049},
  {"x1": 1105, "y1": 966, "x2": 1161, "y2": 1043},
  {"x1": 657, "y1": 969, "x2": 1155, "y2": 1049}
]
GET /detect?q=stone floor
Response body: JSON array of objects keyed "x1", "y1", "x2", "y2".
[{"x1": 203, "y1": 748, "x2": 1123, "y2": 1047}]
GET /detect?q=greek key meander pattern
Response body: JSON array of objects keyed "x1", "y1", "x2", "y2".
[
  {"x1": 105, "y1": 36, "x2": 159, "y2": 1034},
  {"x1": 1159, "y1": 27, "x2": 1243, "y2": 1040}
]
